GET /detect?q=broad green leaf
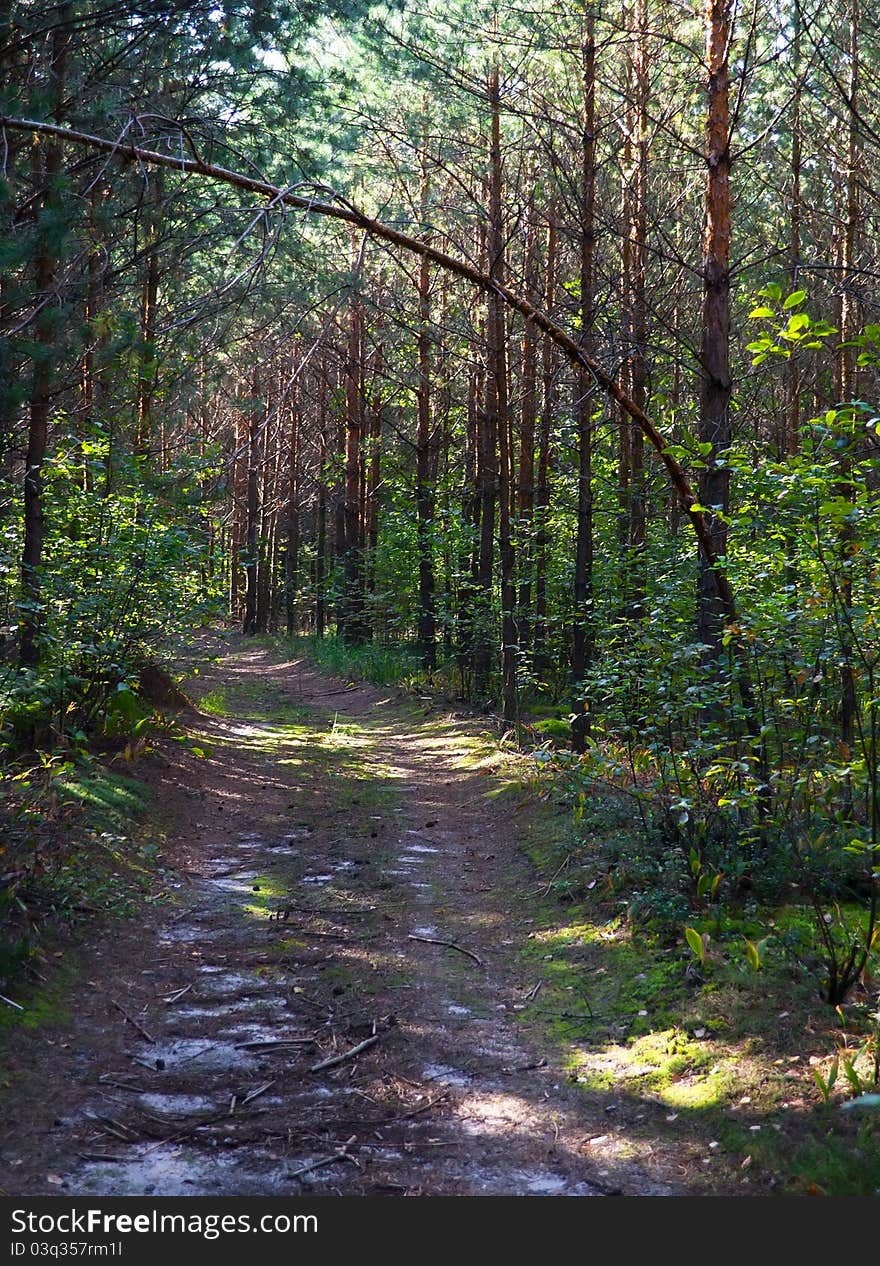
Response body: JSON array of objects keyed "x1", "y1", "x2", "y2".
[{"x1": 685, "y1": 926, "x2": 704, "y2": 963}]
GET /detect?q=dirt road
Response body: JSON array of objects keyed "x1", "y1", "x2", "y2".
[{"x1": 0, "y1": 640, "x2": 680, "y2": 1196}]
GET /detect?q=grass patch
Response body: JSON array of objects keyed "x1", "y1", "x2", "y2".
[
  {"x1": 514, "y1": 779, "x2": 880, "y2": 1194},
  {"x1": 197, "y1": 686, "x2": 228, "y2": 715},
  {"x1": 290, "y1": 634, "x2": 420, "y2": 687}
]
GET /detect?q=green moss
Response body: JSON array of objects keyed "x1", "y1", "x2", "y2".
[
  {"x1": 242, "y1": 873, "x2": 289, "y2": 919},
  {"x1": 0, "y1": 972, "x2": 72, "y2": 1034},
  {"x1": 56, "y1": 769, "x2": 150, "y2": 833},
  {"x1": 197, "y1": 687, "x2": 228, "y2": 715},
  {"x1": 531, "y1": 718, "x2": 572, "y2": 745}
]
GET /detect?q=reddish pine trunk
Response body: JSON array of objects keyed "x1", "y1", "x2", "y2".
[
  {"x1": 487, "y1": 65, "x2": 517, "y2": 720},
  {"x1": 342, "y1": 272, "x2": 367, "y2": 642},
  {"x1": 286, "y1": 375, "x2": 300, "y2": 636},
  {"x1": 19, "y1": 12, "x2": 68, "y2": 667},
  {"x1": 697, "y1": 0, "x2": 733, "y2": 664},
  {"x1": 533, "y1": 208, "x2": 557, "y2": 679},
  {"x1": 242, "y1": 378, "x2": 263, "y2": 636},
  {"x1": 517, "y1": 205, "x2": 538, "y2": 658},
  {"x1": 571, "y1": 15, "x2": 597, "y2": 746}
]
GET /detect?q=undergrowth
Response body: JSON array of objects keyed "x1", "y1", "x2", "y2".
[{"x1": 0, "y1": 753, "x2": 169, "y2": 1007}]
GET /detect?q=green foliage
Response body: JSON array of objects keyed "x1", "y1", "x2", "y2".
[
  {"x1": 0, "y1": 422, "x2": 224, "y2": 754},
  {"x1": 293, "y1": 633, "x2": 422, "y2": 686}
]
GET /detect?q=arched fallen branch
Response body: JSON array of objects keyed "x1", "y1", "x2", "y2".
[{"x1": 0, "y1": 112, "x2": 738, "y2": 626}]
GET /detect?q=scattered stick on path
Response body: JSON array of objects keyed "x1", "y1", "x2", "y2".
[
  {"x1": 287, "y1": 1135, "x2": 358, "y2": 1180},
  {"x1": 309, "y1": 1034, "x2": 380, "y2": 1073},
  {"x1": 161, "y1": 984, "x2": 193, "y2": 1005},
  {"x1": 234, "y1": 1038, "x2": 317, "y2": 1051},
  {"x1": 103, "y1": 993, "x2": 156, "y2": 1045},
  {"x1": 407, "y1": 934, "x2": 484, "y2": 968}
]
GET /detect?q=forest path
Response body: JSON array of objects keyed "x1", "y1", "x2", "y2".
[{"x1": 1, "y1": 637, "x2": 680, "y2": 1196}]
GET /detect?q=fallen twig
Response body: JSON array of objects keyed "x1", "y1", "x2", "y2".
[
  {"x1": 535, "y1": 854, "x2": 571, "y2": 898},
  {"x1": 139, "y1": 1086, "x2": 275, "y2": 1154},
  {"x1": 310, "y1": 1034, "x2": 380, "y2": 1073},
  {"x1": 128, "y1": 1055, "x2": 161, "y2": 1072},
  {"x1": 407, "y1": 934, "x2": 484, "y2": 967},
  {"x1": 77, "y1": 1153, "x2": 126, "y2": 1164},
  {"x1": 161, "y1": 984, "x2": 193, "y2": 1005},
  {"x1": 276, "y1": 925, "x2": 374, "y2": 942},
  {"x1": 287, "y1": 1135, "x2": 358, "y2": 1180},
  {"x1": 97, "y1": 1076, "x2": 146, "y2": 1093},
  {"x1": 234, "y1": 1038, "x2": 316, "y2": 1051},
  {"x1": 102, "y1": 992, "x2": 156, "y2": 1044},
  {"x1": 0, "y1": 993, "x2": 24, "y2": 1011},
  {"x1": 384, "y1": 1092, "x2": 448, "y2": 1123},
  {"x1": 239, "y1": 1079, "x2": 276, "y2": 1107},
  {"x1": 88, "y1": 1112, "x2": 140, "y2": 1143}
]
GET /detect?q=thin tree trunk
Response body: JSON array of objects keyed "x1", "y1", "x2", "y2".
[
  {"x1": 19, "y1": 11, "x2": 69, "y2": 667},
  {"x1": 697, "y1": 0, "x2": 733, "y2": 667},
  {"x1": 342, "y1": 263, "x2": 367, "y2": 642},
  {"x1": 786, "y1": 9, "x2": 802, "y2": 458},
  {"x1": 416, "y1": 244, "x2": 437, "y2": 669},
  {"x1": 365, "y1": 345, "x2": 382, "y2": 605},
  {"x1": 838, "y1": 0, "x2": 861, "y2": 770},
  {"x1": 242, "y1": 380, "x2": 262, "y2": 636},
  {"x1": 517, "y1": 202, "x2": 538, "y2": 660},
  {"x1": 487, "y1": 64, "x2": 517, "y2": 720},
  {"x1": 533, "y1": 207, "x2": 557, "y2": 681},
  {"x1": 458, "y1": 358, "x2": 481, "y2": 693},
  {"x1": 135, "y1": 174, "x2": 162, "y2": 457},
  {"x1": 315, "y1": 365, "x2": 329, "y2": 639},
  {"x1": 627, "y1": 0, "x2": 649, "y2": 614},
  {"x1": 571, "y1": 12, "x2": 597, "y2": 748},
  {"x1": 286, "y1": 375, "x2": 300, "y2": 636},
  {"x1": 474, "y1": 217, "x2": 496, "y2": 695}
]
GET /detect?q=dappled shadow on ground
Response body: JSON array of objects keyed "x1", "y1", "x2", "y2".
[{"x1": 4, "y1": 636, "x2": 870, "y2": 1195}]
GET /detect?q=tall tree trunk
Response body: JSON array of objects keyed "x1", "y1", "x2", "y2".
[
  {"x1": 838, "y1": 0, "x2": 861, "y2": 771},
  {"x1": 458, "y1": 358, "x2": 481, "y2": 693},
  {"x1": 332, "y1": 357, "x2": 347, "y2": 632},
  {"x1": 487, "y1": 64, "x2": 517, "y2": 720},
  {"x1": 571, "y1": 11, "x2": 597, "y2": 747},
  {"x1": 626, "y1": 0, "x2": 649, "y2": 614},
  {"x1": 19, "y1": 10, "x2": 69, "y2": 668},
  {"x1": 785, "y1": 8, "x2": 802, "y2": 458},
  {"x1": 135, "y1": 174, "x2": 162, "y2": 457},
  {"x1": 517, "y1": 202, "x2": 538, "y2": 659},
  {"x1": 474, "y1": 219, "x2": 496, "y2": 695},
  {"x1": 416, "y1": 140, "x2": 437, "y2": 670},
  {"x1": 342, "y1": 263, "x2": 367, "y2": 642},
  {"x1": 255, "y1": 396, "x2": 276, "y2": 635},
  {"x1": 315, "y1": 363, "x2": 329, "y2": 638},
  {"x1": 533, "y1": 207, "x2": 557, "y2": 681},
  {"x1": 697, "y1": 0, "x2": 733, "y2": 667},
  {"x1": 365, "y1": 344, "x2": 382, "y2": 607},
  {"x1": 242, "y1": 380, "x2": 262, "y2": 636},
  {"x1": 286, "y1": 375, "x2": 300, "y2": 636}
]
